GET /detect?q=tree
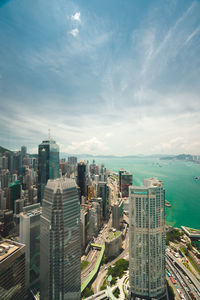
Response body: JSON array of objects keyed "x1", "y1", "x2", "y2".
[
  {"x1": 186, "y1": 243, "x2": 192, "y2": 251},
  {"x1": 83, "y1": 287, "x2": 94, "y2": 298},
  {"x1": 107, "y1": 259, "x2": 129, "y2": 279},
  {"x1": 113, "y1": 287, "x2": 120, "y2": 298}
]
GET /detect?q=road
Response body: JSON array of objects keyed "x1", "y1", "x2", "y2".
[
  {"x1": 166, "y1": 255, "x2": 190, "y2": 299},
  {"x1": 166, "y1": 251, "x2": 200, "y2": 299},
  {"x1": 92, "y1": 228, "x2": 129, "y2": 293},
  {"x1": 81, "y1": 250, "x2": 100, "y2": 283},
  {"x1": 81, "y1": 218, "x2": 113, "y2": 285}
]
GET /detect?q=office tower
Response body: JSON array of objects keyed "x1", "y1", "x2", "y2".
[
  {"x1": 88, "y1": 185, "x2": 95, "y2": 201},
  {"x1": 119, "y1": 169, "x2": 132, "y2": 197},
  {"x1": 68, "y1": 156, "x2": 77, "y2": 165},
  {"x1": 0, "y1": 240, "x2": 26, "y2": 299},
  {"x1": 8, "y1": 151, "x2": 14, "y2": 173},
  {"x1": 90, "y1": 197, "x2": 103, "y2": 225},
  {"x1": 0, "y1": 156, "x2": 8, "y2": 170},
  {"x1": 129, "y1": 178, "x2": 166, "y2": 299},
  {"x1": 32, "y1": 157, "x2": 37, "y2": 171},
  {"x1": 21, "y1": 146, "x2": 27, "y2": 159},
  {"x1": 0, "y1": 169, "x2": 10, "y2": 189},
  {"x1": 15, "y1": 198, "x2": 24, "y2": 214},
  {"x1": 77, "y1": 161, "x2": 86, "y2": 199},
  {"x1": 40, "y1": 178, "x2": 81, "y2": 300},
  {"x1": 112, "y1": 198, "x2": 124, "y2": 230},
  {"x1": 98, "y1": 181, "x2": 109, "y2": 219},
  {"x1": 8, "y1": 180, "x2": 21, "y2": 211},
  {"x1": 19, "y1": 204, "x2": 41, "y2": 289},
  {"x1": 0, "y1": 188, "x2": 6, "y2": 210},
  {"x1": 119, "y1": 169, "x2": 125, "y2": 192},
  {"x1": 0, "y1": 210, "x2": 14, "y2": 237},
  {"x1": 37, "y1": 138, "x2": 59, "y2": 202},
  {"x1": 80, "y1": 208, "x2": 88, "y2": 251}
]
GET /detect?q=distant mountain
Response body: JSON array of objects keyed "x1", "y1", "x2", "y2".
[
  {"x1": 29, "y1": 153, "x2": 38, "y2": 158},
  {"x1": 0, "y1": 146, "x2": 11, "y2": 154},
  {"x1": 60, "y1": 153, "x2": 169, "y2": 159},
  {"x1": 60, "y1": 152, "x2": 118, "y2": 159},
  {"x1": 160, "y1": 154, "x2": 193, "y2": 161},
  {"x1": 0, "y1": 148, "x2": 195, "y2": 161}
]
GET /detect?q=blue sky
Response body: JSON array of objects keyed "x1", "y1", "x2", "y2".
[{"x1": 0, "y1": 0, "x2": 200, "y2": 155}]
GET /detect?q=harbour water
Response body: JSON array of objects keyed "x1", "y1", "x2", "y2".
[{"x1": 84, "y1": 157, "x2": 200, "y2": 230}]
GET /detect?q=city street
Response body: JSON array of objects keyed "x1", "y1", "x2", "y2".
[{"x1": 166, "y1": 251, "x2": 200, "y2": 299}]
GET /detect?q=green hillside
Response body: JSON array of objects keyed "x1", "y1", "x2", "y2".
[{"x1": 0, "y1": 146, "x2": 10, "y2": 154}]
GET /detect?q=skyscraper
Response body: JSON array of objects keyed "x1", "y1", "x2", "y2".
[
  {"x1": 0, "y1": 240, "x2": 26, "y2": 299},
  {"x1": 37, "y1": 138, "x2": 59, "y2": 202},
  {"x1": 119, "y1": 169, "x2": 133, "y2": 197},
  {"x1": 40, "y1": 177, "x2": 81, "y2": 300},
  {"x1": 77, "y1": 161, "x2": 86, "y2": 200},
  {"x1": 8, "y1": 180, "x2": 21, "y2": 211},
  {"x1": 129, "y1": 178, "x2": 166, "y2": 299},
  {"x1": 19, "y1": 203, "x2": 41, "y2": 289},
  {"x1": 98, "y1": 181, "x2": 109, "y2": 219}
]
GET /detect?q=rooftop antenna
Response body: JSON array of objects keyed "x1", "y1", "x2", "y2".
[{"x1": 48, "y1": 128, "x2": 51, "y2": 140}]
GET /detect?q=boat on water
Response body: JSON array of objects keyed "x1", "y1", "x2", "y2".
[
  {"x1": 165, "y1": 200, "x2": 172, "y2": 207},
  {"x1": 194, "y1": 176, "x2": 199, "y2": 180}
]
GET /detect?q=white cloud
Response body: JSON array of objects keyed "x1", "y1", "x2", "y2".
[
  {"x1": 105, "y1": 132, "x2": 112, "y2": 137},
  {"x1": 185, "y1": 25, "x2": 200, "y2": 44},
  {"x1": 65, "y1": 137, "x2": 110, "y2": 154},
  {"x1": 71, "y1": 12, "x2": 81, "y2": 23},
  {"x1": 69, "y1": 28, "x2": 79, "y2": 37},
  {"x1": 29, "y1": 147, "x2": 38, "y2": 154}
]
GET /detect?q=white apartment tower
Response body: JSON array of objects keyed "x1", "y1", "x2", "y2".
[
  {"x1": 129, "y1": 178, "x2": 166, "y2": 299},
  {"x1": 40, "y1": 178, "x2": 81, "y2": 300}
]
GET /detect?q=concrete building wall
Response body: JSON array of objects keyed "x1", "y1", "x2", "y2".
[{"x1": 105, "y1": 232, "x2": 122, "y2": 258}]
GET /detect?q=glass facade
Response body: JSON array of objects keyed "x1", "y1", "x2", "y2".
[
  {"x1": 40, "y1": 178, "x2": 81, "y2": 300},
  {"x1": 19, "y1": 204, "x2": 40, "y2": 288},
  {"x1": 77, "y1": 162, "x2": 86, "y2": 199},
  {"x1": 0, "y1": 241, "x2": 26, "y2": 300},
  {"x1": 119, "y1": 169, "x2": 133, "y2": 197},
  {"x1": 37, "y1": 139, "x2": 59, "y2": 203}
]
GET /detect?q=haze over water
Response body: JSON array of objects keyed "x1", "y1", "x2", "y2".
[{"x1": 84, "y1": 157, "x2": 200, "y2": 230}]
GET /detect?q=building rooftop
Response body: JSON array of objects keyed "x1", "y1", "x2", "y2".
[
  {"x1": 132, "y1": 178, "x2": 163, "y2": 190},
  {"x1": 21, "y1": 203, "x2": 41, "y2": 218},
  {"x1": 121, "y1": 171, "x2": 132, "y2": 176},
  {"x1": 106, "y1": 229, "x2": 121, "y2": 241},
  {"x1": 0, "y1": 240, "x2": 24, "y2": 263},
  {"x1": 46, "y1": 177, "x2": 77, "y2": 193}
]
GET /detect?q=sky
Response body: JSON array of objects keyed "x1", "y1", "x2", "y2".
[{"x1": 0, "y1": 0, "x2": 200, "y2": 156}]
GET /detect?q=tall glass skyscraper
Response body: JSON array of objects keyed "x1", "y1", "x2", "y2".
[
  {"x1": 19, "y1": 203, "x2": 41, "y2": 289},
  {"x1": 129, "y1": 178, "x2": 166, "y2": 299},
  {"x1": 37, "y1": 138, "x2": 59, "y2": 203},
  {"x1": 40, "y1": 177, "x2": 81, "y2": 300},
  {"x1": 77, "y1": 161, "x2": 86, "y2": 200}
]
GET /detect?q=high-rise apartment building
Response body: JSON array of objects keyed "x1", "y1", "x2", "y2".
[
  {"x1": 40, "y1": 178, "x2": 81, "y2": 300},
  {"x1": 19, "y1": 203, "x2": 41, "y2": 289},
  {"x1": 37, "y1": 138, "x2": 59, "y2": 202},
  {"x1": 0, "y1": 240, "x2": 26, "y2": 299},
  {"x1": 129, "y1": 178, "x2": 166, "y2": 299}
]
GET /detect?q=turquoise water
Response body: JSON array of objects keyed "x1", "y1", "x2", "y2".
[{"x1": 85, "y1": 157, "x2": 200, "y2": 230}]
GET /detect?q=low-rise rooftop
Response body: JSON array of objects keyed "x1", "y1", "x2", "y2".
[{"x1": 0, "y1": 240, "x2": 22, "y2": 262}]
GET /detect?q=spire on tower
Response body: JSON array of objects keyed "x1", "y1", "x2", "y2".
[{"x1": 48, "y1": 128, "x2": 51, "y2": 140}]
